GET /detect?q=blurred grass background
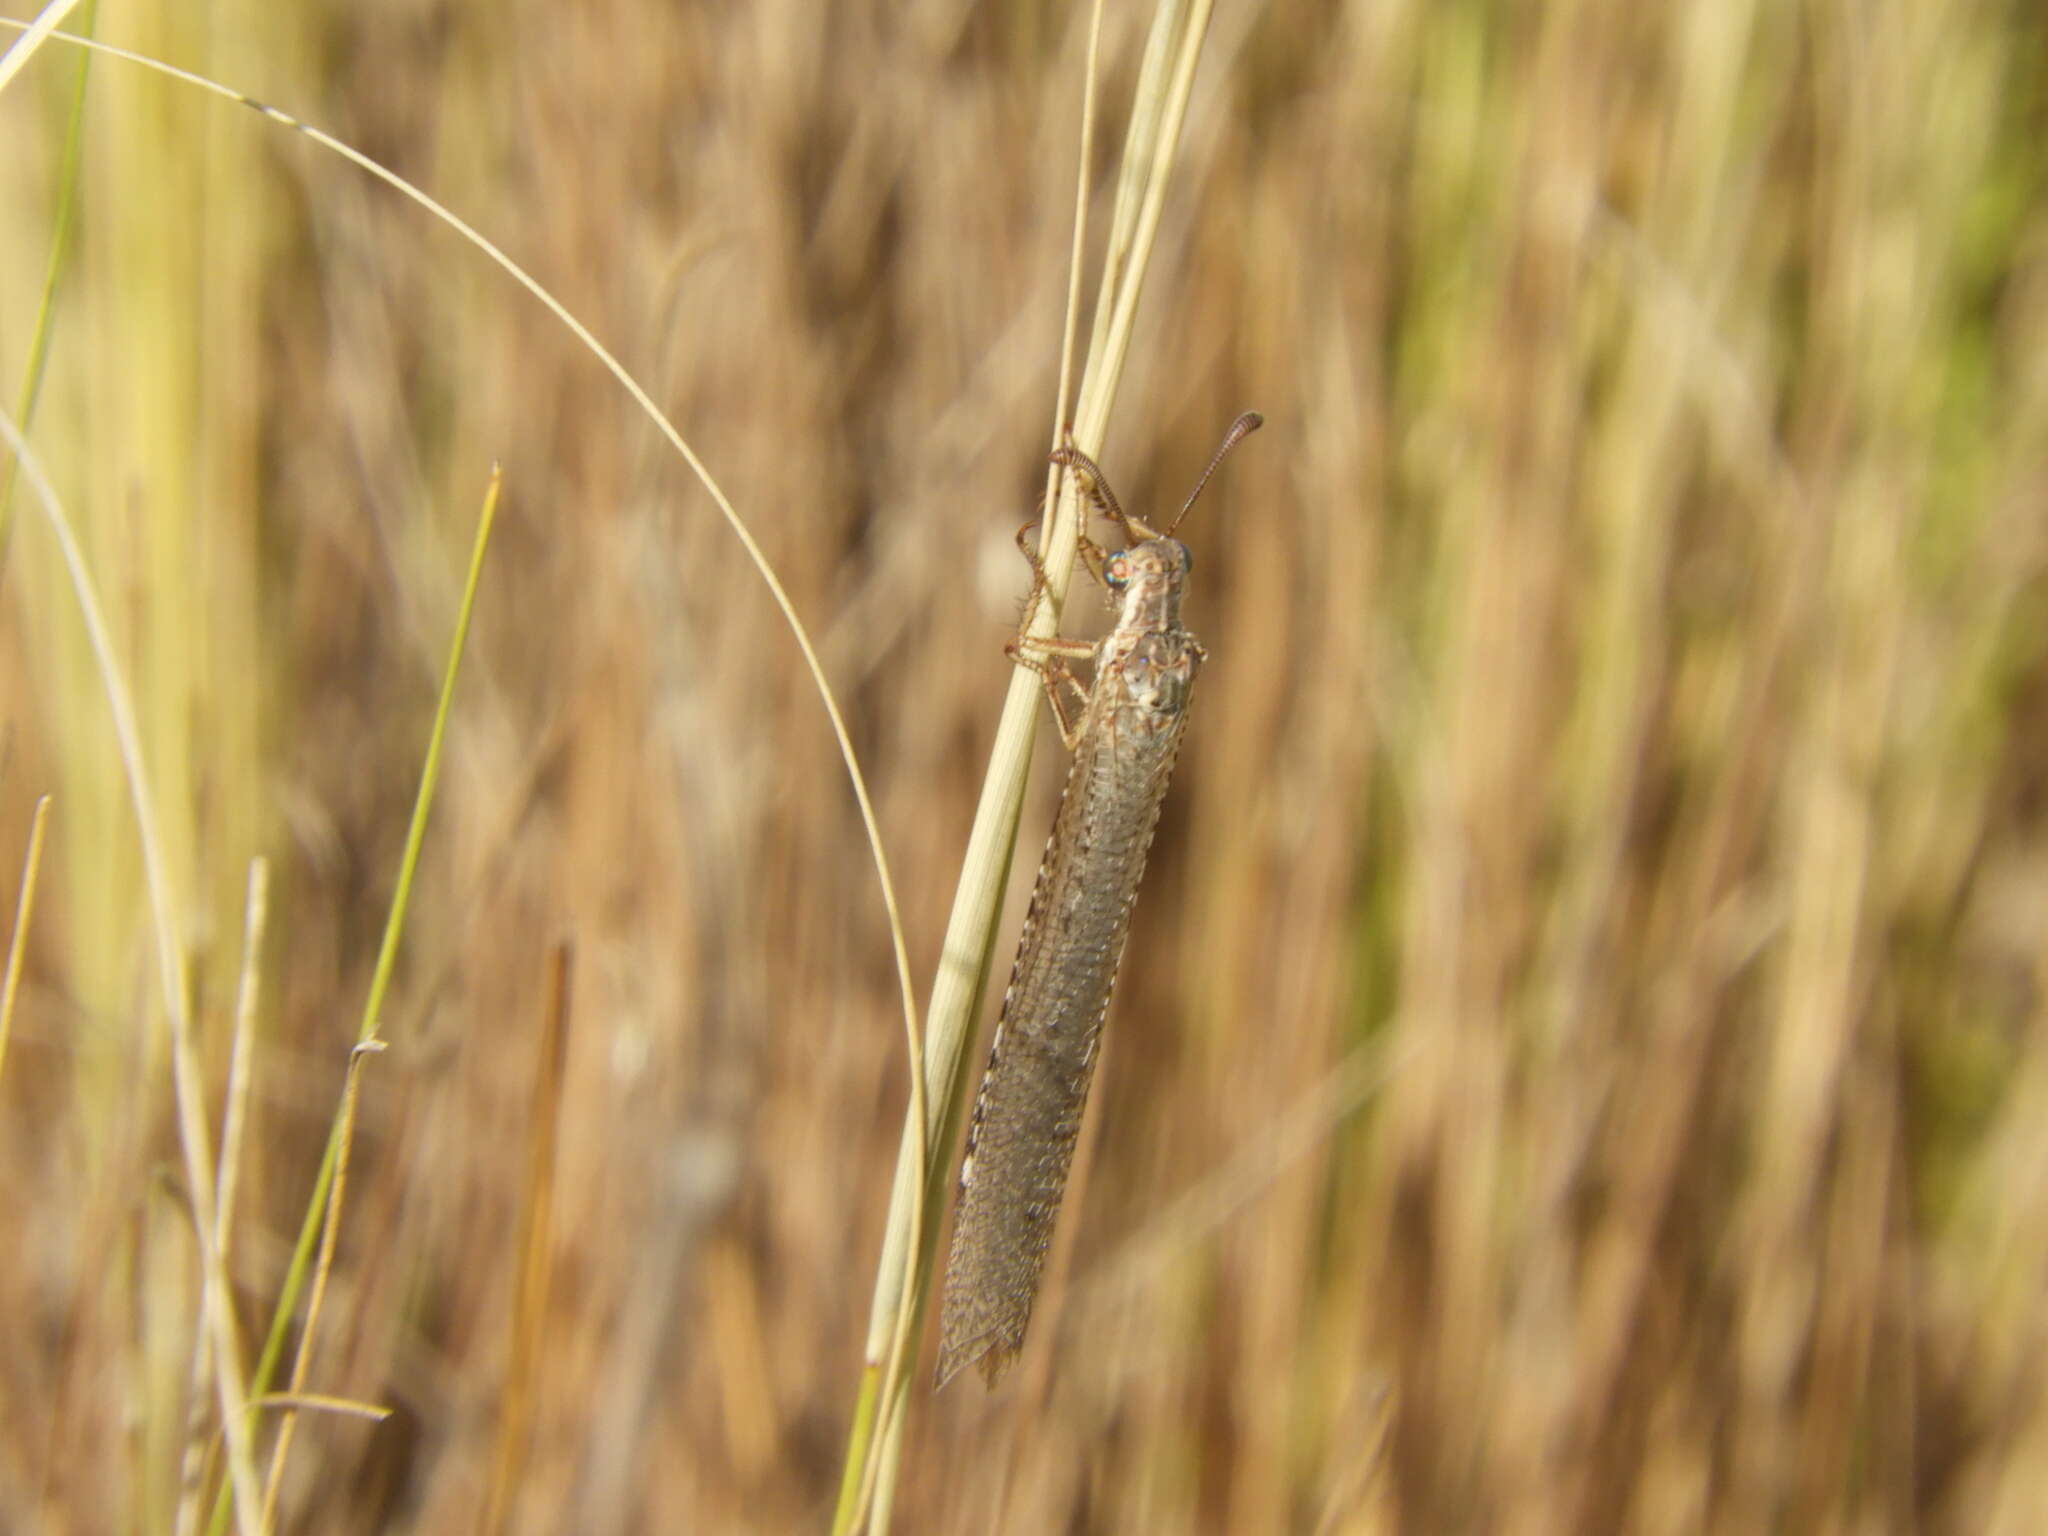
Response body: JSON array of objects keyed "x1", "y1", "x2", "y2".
[{"x1": 2, "y1": 0, "x2": 2046, "y2": 1530}]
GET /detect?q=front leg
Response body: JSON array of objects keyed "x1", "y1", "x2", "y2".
[
  {"x1": 1013, "y1": 517, "x2": 1113, "y2": 622},
  {"x1": 1005, "y1": 632, "x2": 1095, "y2": 750},
  {"x1": 1051, "y1": 442, "x2": 1150, "y2": 544}
]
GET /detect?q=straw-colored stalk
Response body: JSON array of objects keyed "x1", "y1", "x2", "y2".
[{"x1": 832, "y1": 1, "x2": 1234, "y2": 1529}]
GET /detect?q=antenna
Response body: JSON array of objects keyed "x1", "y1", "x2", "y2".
[
  {"x1": 1165, "y1": 411, "x2": 1263, "y2": 537},
  {"x1": 1049, "y1": 410, "x2": 1264, "y2": 545}
]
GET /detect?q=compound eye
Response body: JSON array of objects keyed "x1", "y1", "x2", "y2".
[{"x1": 1104, "y1": 550, "x2": 1131, "y2": 590}]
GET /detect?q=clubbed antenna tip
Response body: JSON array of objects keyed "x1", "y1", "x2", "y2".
[{"x1": 1168, "y1": 410, "x2": 1263, "y2": 535}]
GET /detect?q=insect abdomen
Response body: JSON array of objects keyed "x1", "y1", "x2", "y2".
[{"x1": 936, "y1": 632, "x2": 1196, "y2": 1387}]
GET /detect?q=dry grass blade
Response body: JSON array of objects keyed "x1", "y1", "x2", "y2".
[
  {"x1": 0, "y1": 793, "x2": 50, "y2": 1090},
  {"x1": 480, "y1": 939, "x2": 575, "y2": 1534},
  {"x1": 0, "y1": 0, "x2": 92, "y2": 582},
  {"x1": 174, "y1": 858, "x2": 271, "y2": 1536},
  {"x1": 215, "y1": 858, "x2": 269, "y2": 1269},
  {"x1": 0, "y1": 410, "x2": 263, "y2": 1532},
  {"x1": 247, "y1": 1394, "x2": 393, "y2": 1426},
  {"x1": 0, "y1": 0, "x2": 85, "y2": 97}
]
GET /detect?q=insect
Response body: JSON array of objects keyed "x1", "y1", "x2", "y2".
[{"x1": 936, "y1": 411, "x2": 1263, "y2": 1388}]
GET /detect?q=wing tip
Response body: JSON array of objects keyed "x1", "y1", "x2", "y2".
[{"x1": 933, "y1": 1335, "x2": 1019, "y2": 1392}]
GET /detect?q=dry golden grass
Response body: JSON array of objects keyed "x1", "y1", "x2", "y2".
[{"x1": 2, "y1": 0, "x2": 2047, "y2": 1531}]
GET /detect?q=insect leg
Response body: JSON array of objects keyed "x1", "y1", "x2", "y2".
[
  {"x1": 1051, "y1": 443, "x2": 1149, "y2": 545},
  {"x1": 1005, "y1": 632, "x2": 1093, "y2": 749}
]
